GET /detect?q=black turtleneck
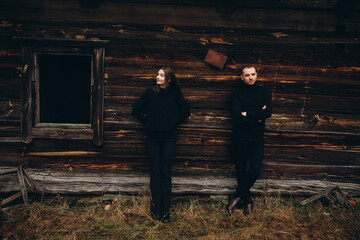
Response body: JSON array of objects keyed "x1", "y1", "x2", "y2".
[
  {"x1": 132, "y1": 86, "x2": 190, "y2": 137},
  {"x1": 231, "y1": 83, "x2": 272, "y2": 135}
]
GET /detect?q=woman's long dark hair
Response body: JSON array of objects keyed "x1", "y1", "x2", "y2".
[{"x1": 153, "y1": 67, "x2": 181, "y2": 93}]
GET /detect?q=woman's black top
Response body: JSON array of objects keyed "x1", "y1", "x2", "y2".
[{"x1": 132, "y1": 86, "x2": 190, "y2": 139}]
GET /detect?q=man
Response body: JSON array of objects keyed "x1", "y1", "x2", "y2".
[{"x1": 227, "y1": 65, "x2": 272, "y2": 215}]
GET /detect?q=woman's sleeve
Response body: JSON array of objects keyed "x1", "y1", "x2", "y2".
[
  {"x1": 132, "y1": 88, "x2": 151, "y2": 126},
  {"x1": 177, "y1": 90, "x2": 191, "y2": 124}
]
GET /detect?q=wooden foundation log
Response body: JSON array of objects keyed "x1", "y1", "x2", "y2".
[{"x1": 0, "y1": 167, "x2": 359, "y2": 196}]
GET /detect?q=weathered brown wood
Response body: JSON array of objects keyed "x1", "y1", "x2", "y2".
[
  {"x1": 1, "y1": 203, "x2": 26, "y2": 212},
  {"x1": 300, "y1": 186, "x2": 353, "y2": 208},
  {"x1": 1, "y1": 192, "x2": 22, "y2": 206},
  {"x1": 0, "y1": 167, "x2": 17, "y2": 175},
  {"x1": 0, "y1": 166, "x2": 35, "y2": 210},
  {"x1": 337, "y1": 186, "x2": 354, "y2": 208},
  {"x1": 17, "y1": 166, "x2": 29, "y2": 205},
  {"x1": 1, "y1": 153, "x2": 358, "y2": 183},
  {"x1": 14, "y1": 38, "x2": 109, "y2": 144},
  {"x1": 92, "y1": 47, "x2": 105, "y2": 146},
  {"x1": 1, "y1": 0, "x2": 358, "y2": 32},
  {"x1": 20, "y1": 46, "x2": 32, "y2": 144},
  {"x1": 14, "y1": 37, "x2": 109, "y2": 48},
  {"x1": 93, "y1": 0, "x2": 341, "y2": 10},
  {"x1": 1, "y1": 167, "x2": 359, "y2": 196},
  {"x1": 0, "y1": 0, "x2": 359, "y2": 196},
  {"x1": 104, "y1": 88, "x2": 359, "y2": 113},
  {"x1": 5, "y1": 154, "x2": 358, "y2": 178},
  {"x1": 22, "y1": 167, "x2": 36, "y2": 191},
  {"x1": 300, "y1": 186, "x2": 338, "y2": 205},
  {"x1": 2, "y1": 129, "x2": 355, "y2": 168},
  {"x1": 14, "y1": 133, "x2": 359, "y2": 156},
  {"x1": 31, "y1": 128, "x2": 93, "y2": 140},
  {"x1": 0, "y1": 100, "x2": 21, "y2": 121},
  {"x1": 104, "y1": 108, "x2": 360, "y2": 132}
]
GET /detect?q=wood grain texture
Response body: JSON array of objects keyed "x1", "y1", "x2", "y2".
[
  {"x1": 0, "y1": 0, "x2": 359, "y2": 195},
  {"x1": 1, "y1": 0, "x2": 358, "y2": 31},
  {"x1": 0, "y1": 167, "x2": 359, "y2": 196}
]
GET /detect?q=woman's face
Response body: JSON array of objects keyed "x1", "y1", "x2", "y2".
[{"x1": 156, "y1": 69, "x2": 167, "y2": 88}]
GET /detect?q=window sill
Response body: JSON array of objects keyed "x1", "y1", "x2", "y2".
[{"x1": 32, "y1": 127, "x2": 93, "y2": 140}]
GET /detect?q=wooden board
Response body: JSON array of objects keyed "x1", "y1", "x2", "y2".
[
  {"x1": 0, "y1": 167, "x2": 359, "y2": 196},
  {"x1": 0, "y1": 0, "x2": 359, "y2": 195}
]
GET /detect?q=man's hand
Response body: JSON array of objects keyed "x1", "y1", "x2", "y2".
[{"x1": 242, "y1": 105, "x2": 266, "y2": 117}]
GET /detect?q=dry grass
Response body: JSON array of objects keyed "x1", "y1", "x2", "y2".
[{"x1": 1, "y1": 193, "x2": 359, "y2": 240}]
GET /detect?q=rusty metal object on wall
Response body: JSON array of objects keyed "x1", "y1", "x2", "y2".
[{"x1": 204, "y1": 49, "x2": 228, "y2": 69}]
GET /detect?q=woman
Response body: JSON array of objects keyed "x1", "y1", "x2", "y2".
[{"x1": 132, "y1": 67, "x2": 190, "y2": 223}]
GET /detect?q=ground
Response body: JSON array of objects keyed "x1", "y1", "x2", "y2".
[{"x1": 1, "y1": 193, "x2": 359, "y2": 240}]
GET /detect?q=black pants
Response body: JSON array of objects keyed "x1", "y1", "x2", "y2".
[
  {"x1": 147, "y1": 137, "x2": 176, "y2": 217},
  {"x1": 233, "y1": 133, "x2": 264, "y2": 203}
]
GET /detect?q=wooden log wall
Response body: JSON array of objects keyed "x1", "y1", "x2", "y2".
[{"x1": 0, "y1": 0, "x2": 359, "y2": 196}]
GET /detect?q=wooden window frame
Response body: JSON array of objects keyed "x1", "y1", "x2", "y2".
[{"x1": 17, "y1": 37, "x2": 109, "y2": 146}]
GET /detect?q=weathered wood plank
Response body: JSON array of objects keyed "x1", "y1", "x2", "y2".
[
  {"x1": 0, "y1": 0, "x2": 359, "y2": 196},
  {"x1": 105, "y1": 64, "x2": 360, "y2": 81},
  {"x1": 20, "y1": 46, "x2": 31, "y2": 144},
  {"x1": 104, "y1": 71, "x2": 360, "y2": 92},
  {"x1": 3, "y1": 156, "x2": 359, "y2": 181},
  {"x1": 0, "y1": 126, "x2": 21, "y2": 138},
  {"x1": 15, "y1": 130, "x2": 359, "y2": 152},
  {"x1": 0, "y1": 1, "x2": 347, "y2": 32},
  {"x1": 0, "y1": 167, "x2": 359, "y2": 196},
  {"x1": 31, "y1": 128, "x2": 93, "y2": 140},
  {"x1": 103, "y1": 104, "x2": 360, "y2": 133},
  {"x1": 104, "y1": 104, "x2": 360, "y2": 131},
  {"x1": 1, "y1": 145, "x2": 358, "y2": 185},
  {"x1": 104, "y1": 89, "x2": 359, "y2": 114},
  {"x1": 92, "y1": 47, "x2": 106, "y2": 146},
  {"x1": 3, "y1": 21, "x2": 359, "y2": 61},
  {"x1": 1, "y1": 143, "x2": 358, "y2": 181},
  {"x1": 2, "y1": 75, "x2": 359, "y2": 123},
  {"x1": 3, "y1": 151, "x2": 358, "y2": 171}
]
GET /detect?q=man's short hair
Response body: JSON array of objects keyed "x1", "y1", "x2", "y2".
[{"x1": 241, "y1": 65, "x2": 257, "y2": 74}]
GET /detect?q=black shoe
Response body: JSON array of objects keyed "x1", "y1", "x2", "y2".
[
  {"x1": 227, "y1": 195, "x2": 241, "y2": 214},
  {"x1": 243, "y1": 203, "x2": 254, "y2": 216},
  {"x1": 150, "y1": 209, "x2": 161, "y2": 221},
  {"x1": 161, "y1": 213, "x2": 171, "y2": 223}
]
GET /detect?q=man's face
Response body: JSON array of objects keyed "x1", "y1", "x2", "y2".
[{"x1": 241, "y1": 67, "x2": 257, "y2": 85}]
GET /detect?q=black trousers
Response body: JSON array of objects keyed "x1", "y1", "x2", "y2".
[
  {"x1": 233, "y1": 133, "x2": 264, "y2": 203},
  {"x1": 147, "y1": 137, "x2": 176, "y2": 217}
]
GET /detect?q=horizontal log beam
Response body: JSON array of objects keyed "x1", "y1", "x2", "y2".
[
  {"x1": 0, "y1": 1, "x2": 351, "y2": 32},
  {"x1": 0, "y1": 167, "x2": 359, "y2": 196},
  {"x1": 0, "y1": 1, "x2": 359, "y2": 197},
  {"x1": 1, "y1": 153, "x2": 359, "y2": 182}
]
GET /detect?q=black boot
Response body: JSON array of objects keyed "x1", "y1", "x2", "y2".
[
  {"x1": 243, "y1": 203, "x2": 254, "y2": 216},
  {"x1": 227, "y1": 195, "x2": 241, "y2": 214},
  {"x1": 161, "y1": 213, "x2": 171, "y2": 223},
  {"x1": 150, "y1": 206, "x2": 161, "y2": 221}
]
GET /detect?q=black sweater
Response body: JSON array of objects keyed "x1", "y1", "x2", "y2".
[
  {"x1": 132, "y1": 86, "x2": 190, "y2": 134},
  {"x1": 232, "y1": 83, "x2": 272, "y2": 135}
]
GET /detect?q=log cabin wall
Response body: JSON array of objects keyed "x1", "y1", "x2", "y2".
[{"x1": 0, "y1": 0, "x2": 359, "y2": 195}]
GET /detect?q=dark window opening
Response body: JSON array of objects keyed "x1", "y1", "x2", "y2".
[
  {"x1": 18, "y1": 37, "x2": 108, "y2": 145},
  {"x1": 38, "y1": 54, "x2": 91, "y2": 124}
]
